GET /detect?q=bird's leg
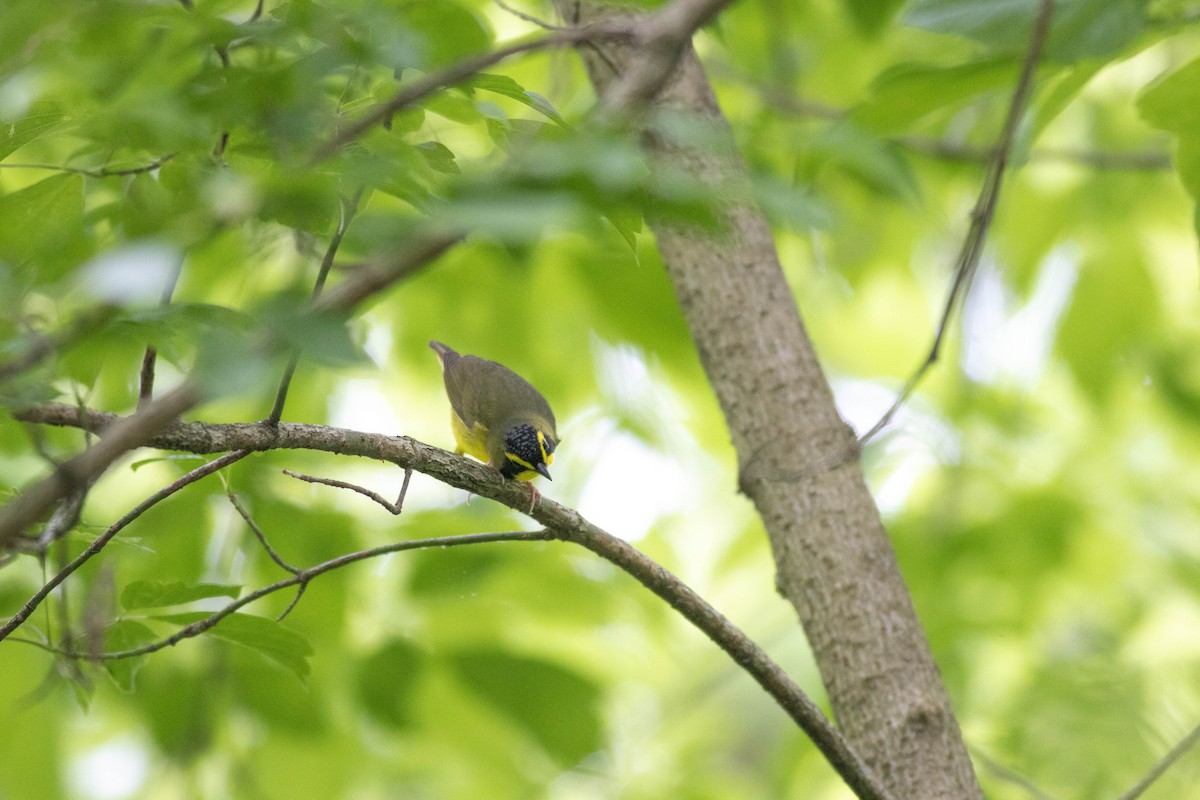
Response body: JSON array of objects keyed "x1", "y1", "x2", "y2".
[{"x1": 526, "y1": 482, "x2": 541, "y2": 513}]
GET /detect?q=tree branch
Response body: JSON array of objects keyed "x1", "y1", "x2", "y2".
[
  {"x1": 138, "y1": 259, "x2": 184, "y2": 410},
  {"x1": 227, "y1": 491, "x2": 301, "y2": 575},
  {"x1": 310, "y1": 23, "x2": 634, "y2": 163},
  {"x1": 0, "y1": 450, "x2": 249, "y2": 640},
  {"x1": 0, "y1": 385, "x2": 202, "y2": 548},
  {"x1": 12, "y1": 403, "x2": 890, "y2": 800},
  {"x1": 722, "y1": 70, "x2": 1172, "y2": 173},
  {"x1": 597, "y1": 0, "x2": 737, "y2": 115},
  {"x1": 282, "y1": 467, "x2": 412, "y2": 515},
  {"x1": 0, "y1": 308, "x2": 116, "y2": 384},
  {"x1": 858, "y1": 0, "x2": 1055, "y2": 445},
  {"x1": 0, "y1": 154, "x2": 175, "y2": 178},
  {"x1": 1117, "y1": 718, "x2": 1200, "y2": 800},
  {"x1": 268, "y1": 187, "x2": 365, "y2": 424},
  {"x1": 98, "y1": 530, "x2": 556, "y2": 659}
]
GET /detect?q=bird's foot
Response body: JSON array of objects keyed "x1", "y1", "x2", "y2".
[{"x1": 526, "y1": 482, "x2": 541, "y2": 513}]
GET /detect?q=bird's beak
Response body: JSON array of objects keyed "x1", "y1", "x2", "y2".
[{"x1": 536, "y1": 463, "x2": 552, "y2": 481}]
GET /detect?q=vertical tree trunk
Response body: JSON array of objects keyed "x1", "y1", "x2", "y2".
[{"x1": 557, "y1": 6, "x2": 983, "y2": 798}]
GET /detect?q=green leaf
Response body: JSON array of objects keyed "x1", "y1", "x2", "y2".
[
  {"x1": 393, "y1": 0, "x2": 492, "y2": 72},
  {"x1": 904, "y1": 0, "x2": 1145, "y2": 63},
  {"x1": 228, "y1": 649, "x2": 330, "y2": 735},
  {"x1": 1057, "y1": 252, "x2": 1157, "y2": 402},
  {"x1": 1137, "y1": 57, "x2": 1200, "y2": 136},
  {"x1": 416, "y1": 141, "x2": 459, "y2": 174},
  {"x1": 157, "y1": 612, "x2": 314, "y2": 683},
  {"x1": 129, "y1": 454, "x2": 207, "y2": 472},
  {"x1": 263, "y1": 304, "x2": 367, "y2": 367},
  {"x1": 1176, "y1": 133, "x2": 1200, "y2": 204},
  {"x1": 1030, "y1": 62, "x2": 1104, "y2": 141},
  {"x1": 1153, "y1": 344, "x2": 1200, "y2": 424},
  {"x1": 192, "y1": 324, "x2": 277, "y2": 399},
  {"x1": 258, "y1": 169, "x2": 341, "y2": 233},
  {"x1": 604, "y1": 203, "x2": 644, "y2": 257},
  {"x1": 0, "y1": 174, "x2": 92, "y2": 284},
  {"x1": 103, "y1": 620, "x2": 159, "y2": 692},
  {"x1": 432, "y1": 189, "x2": 584, "y2": 243},
  {"x1": 753, "y1": 176, "x2": 836, "y2": 230},
  {"x1": 467, "y1": 74, "x2": 569, "y2": 128},
  {"x1": 134, "y1": 664, "x2": 215, "y2": 760},
  {"x1": 0, "y1": 104, "x2": 70, "y2": 160},
  {"x1": 449, "y1": 649, "x2": 602, "y2": 766},
  {"x1": 855, "y1": 59, "x2": 1018, "y2": 132},
  {"x1": 1139, "y1": 62, "x2": 1200, "y2": 235},
  {"x1": 842, "y1": 0, "x2": 906, "y2": 35},
  {"x1": 121, "y1": 580, "x2": 241, "y2": 610},
  {"x1": 354, "y1": 639, "x2": 427, "y2": 729},
  {"x1": 806, "y1": 122, "x2": 921, "y2": 202}
]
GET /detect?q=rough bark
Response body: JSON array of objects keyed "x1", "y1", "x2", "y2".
[{"x1": 556, "y1": 5, "x2": 984, "y2": 798}]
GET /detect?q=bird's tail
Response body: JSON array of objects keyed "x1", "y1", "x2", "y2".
[{"x1": 429, "y1": 340, "x2": 460, "y2": 371}]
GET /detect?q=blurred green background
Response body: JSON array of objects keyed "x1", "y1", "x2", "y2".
[{"x1": 2, "y1": 0, "x2": 1200, "y2": 797}]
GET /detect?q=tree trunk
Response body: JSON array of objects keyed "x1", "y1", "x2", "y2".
[{"x1": 557, "y1": 5, "x2": 984, "y2": 798}]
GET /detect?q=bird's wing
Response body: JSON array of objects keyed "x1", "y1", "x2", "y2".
[{"x1": 442, "y1": 357, "x2": 480, "y2": 429}]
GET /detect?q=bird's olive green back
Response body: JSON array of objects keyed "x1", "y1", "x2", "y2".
[{"x1": 446, "y1": 355, "x2": 555, "y2": 431}]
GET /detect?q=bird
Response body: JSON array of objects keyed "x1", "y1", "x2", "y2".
[{"x1": 429, "y1": 340, "x2": 558, "y2": 511}]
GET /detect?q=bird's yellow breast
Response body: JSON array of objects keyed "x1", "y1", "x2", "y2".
[{"x1": 450, "y1": 411, "x2": 490, "y2": 463}]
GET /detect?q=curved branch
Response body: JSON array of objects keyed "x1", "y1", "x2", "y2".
[
  {"x1": 1117, "y1": 718, "x2": 1200, "y2": 800},
  {"x1": 0, "y1": 450, "x2": 249, "y2": 640},
  {"x1": 310, "y1": 23, "x2": 634, "y2": 163},
  {"x1": 282, "y1": 467, "x2": 411, "y2": 515},
  {"x1": 0, "y1": 308, "x2": 116, "y2": 383},
  {"x1": 13, "y1": 402, "x2": 890, "y2": 800},
  {"x1": 268, "y1": 187, "x2": 365, "y2": 424},
  {"x1": 0, "y1": 154, "x2": 175, "y2": 178},
  {"x1": 0, "y1": 385, "x2": 202, "y2": 548},
  {"x1": 100, "y1": 530, "x2": 555, "y2": 659},
  {"x1": 858, "y1": 0, "x2": 1055, "y2": 445}
]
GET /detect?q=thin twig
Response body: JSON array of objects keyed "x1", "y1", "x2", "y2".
[
  {"x1": 309, "y1": 233, "x2": 462, "y2": 313},
  {"x1": 494, "y1": 0, "x2": 564, "y2": 30},
  {"x1": 0, "y1": 154, "x2": 175, "y2": 178},
  {"x1": 0, "y1": 385, "x2": 201, "y2": 547},
  {"x1": 972, "y1": 748, "x2": 1057, "y2": 800},
  {"x1": 1117, "y1": 719, "x2": 1200, "y2": 800},
  {"x1": 0, "y1": 308, "x2": 115, "y2": 383},
  {"x1": 311, "y1": 23, "x2": 632, "y2": 163},
  {"x1": 396, "y1": 467, "x2": 413, "y2": 511},
  {"x1": 0, "y1": 450, "x2": 249, "y2": 642},
  {"x1": 227, "y1": 491, "x2": 301, "y2": 574},
  {"x1": 138, "y1": 259, "x2": 184, "y2": 410},
  {"x1": 721, "y1": 69, "x2": 1171, "y2": 173},
  {"x1": 98, "y1": 531, "x2": 557, "y2": 660},
  {"x1": 857, "y1": 0, "x2": 1055, "y2": 446},
  {"x1": 267, "y1": 187, "x2": 364, "y2": 424},
  {"x1": 596, "y1": 0, "x2": 737, "y2": 115},
  {"x1": 38, "y1": 485, "x2": 89, "y2": 552},
  {"x1": 903, "y1": 137, "x2": 1172, "y2": 172},
  {"x1": 276, "y1": 582, "x2": 307, "y2": 622},
  {"x1": 282, "y1": 467, "x2": 410, "y2": 515}
]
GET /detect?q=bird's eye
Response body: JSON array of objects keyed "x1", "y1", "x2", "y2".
[{"x1": 543, "y1": 436, "x2": 555, "y2": 455}]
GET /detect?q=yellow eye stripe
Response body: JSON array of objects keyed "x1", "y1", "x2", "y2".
[
  {"x1": 505, "y1": 452, "x2": 535, "y2": 470},
  {"x1": 537, "y1": 430, "x2": 554, "y2": 465}
]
